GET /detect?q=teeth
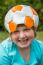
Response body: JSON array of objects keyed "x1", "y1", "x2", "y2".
[{"x1": 17, "y1": 38, "x2": 29, "y2": 42}]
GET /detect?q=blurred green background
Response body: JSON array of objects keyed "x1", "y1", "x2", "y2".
[{"x1": 0, "y1": 0, "x2": 43, "y2": 42}]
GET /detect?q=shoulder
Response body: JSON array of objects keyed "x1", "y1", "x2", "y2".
[
  {"x1": 32, "y1": 39, "x2": 43, "y2": 59},
  {"x1": 32, "y1": 39, "x2": 43, "y2": 52},
  {"x1": 35, "y1": 39, "x2": 43, "y2": 52},
  {"x1": 32, "y1": 39, "x2": 43, "y2": 49},
  {"x1": 0, "y1": 37, "x2": 16, "y2": 54},
  {"x1": 0, "y1": 38, "x2": 18, "y2": 65},
  {"x1": 0, "y1": 38, "x2": 12, "y2": 65},
  {"x1": 1, "y1": 37, "x2": 12, "y2": 46}
]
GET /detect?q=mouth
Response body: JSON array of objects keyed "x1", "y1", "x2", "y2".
[
  {"x1": 16, "y1": 37, "x2": 31, "y2": 45},
  {"x1": 14, "y1": 37, "x2": 33, "y2": 48},
  {"x1": 18, "y1": 38, "x2": 29, "y2": 42}
]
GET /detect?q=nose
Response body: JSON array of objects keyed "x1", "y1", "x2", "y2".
[{"x1": 19, "y1": 31, "x2": 25, "y2": 39}]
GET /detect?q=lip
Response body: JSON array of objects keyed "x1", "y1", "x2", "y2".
[
  {"x1": 17, "y1": 38, "x2": 29, "y2": 41},
  {"x1": 16, "y1": 38, "x2": 31, "y2": 45}
]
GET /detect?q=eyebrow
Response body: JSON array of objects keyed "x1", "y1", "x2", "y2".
[
  {"x1": 16, "y1": 28, "x2": 31, "y2": 32},
  {"x1": 23, "y1": 28, "x2": 31, "y2": 30}
]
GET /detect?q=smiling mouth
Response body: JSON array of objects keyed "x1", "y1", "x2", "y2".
[{"x1": 17, "y1": 38, "x2": 30, "y2": 43}]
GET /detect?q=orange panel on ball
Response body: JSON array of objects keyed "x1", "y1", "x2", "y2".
[
  {"x1": 11, "y1": 5, "x2": 23, "y2": 12},
  {"x1": 24, "y1": 16, "x2": 34, "y2": 28},
  {"x1": 8, "y1": 20, "x2": 17, "y2": 32}
]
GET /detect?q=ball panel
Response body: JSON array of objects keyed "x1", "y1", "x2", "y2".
[
  {"x1": 24, "y1": 16, "x2": 34, "y2": 28},
  {"x1": 30, "y1": 6, "x2": 38, "y2": 15},
  {"x1": 8, "y1": 20, "x2": 17, "y2": 32},
  {"x1": 11, "y1": 5, "x2": 23, "y2": 12}
]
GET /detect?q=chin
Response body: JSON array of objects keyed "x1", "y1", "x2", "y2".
[
  {"x1": 13, "y1": 39, "x2": 33, "y2": 48},
  {"x1": 16, "y1": 41, "x2": 32, "y2": 48}
]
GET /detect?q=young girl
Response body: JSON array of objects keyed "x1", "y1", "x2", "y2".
[{"x1": 0, "y1": 5, "x2": 43, "y2": 65}]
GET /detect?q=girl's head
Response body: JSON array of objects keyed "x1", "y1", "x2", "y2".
[{"x1": 4, "y1": 5, "x2": 39, "y2": 48}]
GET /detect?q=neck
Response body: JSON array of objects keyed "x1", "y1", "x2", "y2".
[
  {"x1": 18, "y1": 46, "x2": 30, "y2": 63},
  {"x1": 18, "y1": 46, "x2": 30, "y2": 53}
]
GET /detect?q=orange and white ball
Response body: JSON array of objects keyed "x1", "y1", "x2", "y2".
[{"x1": 5, "y1": 5, "x2": 39, "y2": 33}]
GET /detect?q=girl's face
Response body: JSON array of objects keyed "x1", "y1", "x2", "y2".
[{"x1": 10, "y1": 25, "x2": 35, "y2": 48}]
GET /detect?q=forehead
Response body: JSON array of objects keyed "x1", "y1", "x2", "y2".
[{"x1": 17, "y1": 24, "x2": 26, "y2": 30}]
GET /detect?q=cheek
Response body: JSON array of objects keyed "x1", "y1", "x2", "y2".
[
  {"x1": 11, "y1": 34, "x2": 19, "y2": 40},
  {"x1": 24, "y1": 31, "x2": 34, "y2": 38},
  {"x1": 30, "y1": 31, "x2": 34, "y2": 38}
]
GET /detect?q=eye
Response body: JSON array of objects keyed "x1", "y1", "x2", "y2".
[
  {"x1": 11, "y1": 30, "x2": 19, "y2": 34},
  {"x1": 23, "y1": 28, "x2": 31, "y2": 32},
  {"x1": 14, "y1": 30, "x2": 19, "y2": 33}
]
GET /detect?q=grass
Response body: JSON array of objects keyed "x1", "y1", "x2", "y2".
[
  {"x1": 36, "y1": 31, "x2": 43, "y2": 41},
  {"x1": 0, "y1": 31, "x2": 43, "y2": 42},
  {"x1": 0, "y1": 31, "x2": 9, "y2": 42}
]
